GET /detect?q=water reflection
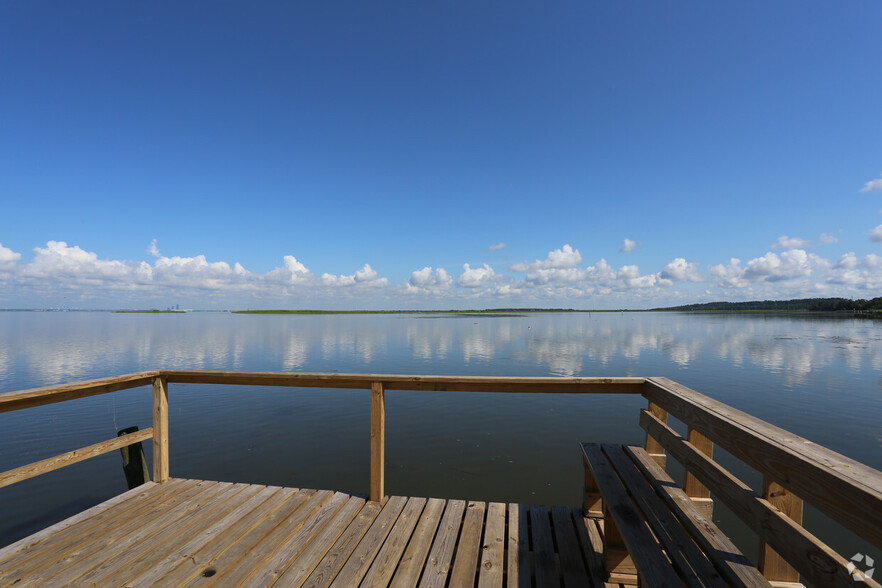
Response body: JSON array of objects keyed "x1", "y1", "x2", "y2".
[{"x1": 0, "y1": 312, "x2": 879, "y2": 390}]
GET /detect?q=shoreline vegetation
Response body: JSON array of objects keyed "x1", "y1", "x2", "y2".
[
  {"x1": 1, "y1": 297, "x2": 879, "y2": 314},
  {"x1": 113, "y1": 310, "x2": 187, "y2": 314}
]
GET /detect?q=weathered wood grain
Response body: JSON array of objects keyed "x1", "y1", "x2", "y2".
[
  {"x1": 370, "y1": 381, "x2": 385, "y2": 502},
  {"x1": 625, "y1": 446, "x2": 770, "y2": 588},
  {"x1": 450, "y1": 501, "x2": 486, "y2": 586},
  {"x1": 0, "y1": 371, "x2": 159, "y2": 413},
  {"x1": 602, "y1": 444, "x2": 725, "y2": 587},
  {"x1": 477, "y1": 502, "x2": 505, "y2": 588},
  {"x1": 152, "y1": 375, "x2": 169, "y2": 482},
  {"x1": 302, "y1": 499, "x2": 382, "y2": 588},
  {"x1": 330, "y1": 495, "x2": 407, "y2": 587},
  {"x1": 506, "y1": 503, "x2": 530, "y2": 588},
  {"x1": 581, "y1": 443, "x2": 683, "y2": 586},
  {"x1": 273, "y1": 495, "x2": 365, "y2": 587},
  {"x1": 419, "y1": 499, "x2": 465, "y2": 588},
  {"x1": 390, "y1": 497, "x2": 445, "y2": 588},
  {"x1": 758, "y1": 477, "x2": 803, "y2": 583},
  {"x1": 361, "y1": 496, "x2": 426, "y2": 586},
  {"x1": 550, "y1": 505, "x2": 588, "y2": 588},
  {"x1": 196, "y1": 488, "x2": 317, "y2": 586}
]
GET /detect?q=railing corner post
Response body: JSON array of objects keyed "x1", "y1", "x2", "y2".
[{"x1": 152, "y1": 375, "x2": 169, "y2": 483}]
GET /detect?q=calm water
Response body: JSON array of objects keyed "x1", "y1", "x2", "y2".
[{"x1": 1, "y1": 311, "x2": 880, "y2": 562}]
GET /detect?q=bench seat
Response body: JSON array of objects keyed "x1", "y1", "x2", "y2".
[{"x1": 581, "y1": 443, "x2": 770, "y2": 588}]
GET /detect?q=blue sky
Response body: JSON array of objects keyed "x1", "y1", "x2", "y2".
[{"x1": 1, "y1": 2, "x2": 881, "y2": 309}]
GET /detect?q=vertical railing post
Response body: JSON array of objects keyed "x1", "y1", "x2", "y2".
[
  {"x1": 758, "y1": 477, "x2": 803, "y2": 582},
  {"x1": 152, "y1": 375, "x2": 169, "y2": 483},
  {"x1": 370, "y1": 381, "x2": 385, "y2": 502},
  {"x1": 684, "y1": 427, "x2": 714, "y2": 518},
  {"x1": 644, "y1": 401, "x2": 668, "y2": 469}
]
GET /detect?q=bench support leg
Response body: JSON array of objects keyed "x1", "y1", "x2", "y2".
[
  {"x1": 584, "y1": 456, "x2": 603, "y2": 518},
  {"x1": 603, "y1": 505, "x2": 638, "y2": 584}
]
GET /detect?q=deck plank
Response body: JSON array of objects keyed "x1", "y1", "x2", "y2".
[
  {"x1": 101, "y1": 482, "x2": 260, "y2": 586},
  {"x1": 207, "y1": 489, "x2": 331, "y2": 586},
  {"x1": 2, "y1": 481, "x2": 611, "y2": 588},
  {"x1": 0, "y1": 479, "x2": 210, "y2": 585},
  {"x1": 330, "y1": 495, "x2": 408, "y2": 587},
  {"x1": 128, "y1": 485, "x2": 283, "y2": 586},
  {"x1": 274, "y1": 495, "x2": 366, "y2": 586},
  {"x1": 154, "y1": 486, "x2": 298, "y2": 586},
  {"x1": 243, "y1": 491, "x2": 351, "y2": 586},
  {"x1": 0, "y1": 478, "x2": 191, "y2": 577},
  {"x1": 35, "y1": 481, "x2": 235, "y2": 586},
  {"x1": 302, "y1": 500, "x2": 383, "y2": 588},
  {"x1": 186, "y1": 488, "x2": 317, "y2": 586},
  {"x1": 389, "y1": 497, "x2": 445, "y2": 588},
  {"x1": 507, "y1": 503, "x2": 530, "y2": 588},
  {"x1": 477, "y1": 502, "x2": 506, "y2": 588},
  {"x1": 419, "y1": 498, "x2": 466, "y2": 588},
  {"x1": 572, "y1": 508, "x2": 610, "y2": 588},
  {"x1": 551, "y1": 505, "x2": 589, "y2": 588},
  {"x1": 530, "y1": 505, "x2": 559, "y2": 588},
  {"x1": 0, "y1": 480, "x2": 159, "y2": 562},
  {"x1": 360, "y1": 496, "x2": 426, "y2": 586},
  {"x1": 450, "y1": 500, "x2": 486, "y2": 586}
]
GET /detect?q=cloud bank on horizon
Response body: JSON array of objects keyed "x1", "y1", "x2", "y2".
[{"x1": 1, "y1": 235, "x2": 880, "y2": 310}]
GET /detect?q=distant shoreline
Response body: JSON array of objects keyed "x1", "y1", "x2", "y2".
[
  {"x1": 114, "y1": 310, "x2": 187, "y2": 314},
  {"x1": 1, "y1": 295, "x2": 878, "y2": 315}
]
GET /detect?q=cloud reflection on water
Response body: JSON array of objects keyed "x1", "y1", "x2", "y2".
[{"x1": 0, "y1": 312, "x2": 878, "y2": 390}]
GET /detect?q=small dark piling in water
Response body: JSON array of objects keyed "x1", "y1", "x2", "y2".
[{"x1": 118, "y1": 426, "x2": 150, "y2": 489}]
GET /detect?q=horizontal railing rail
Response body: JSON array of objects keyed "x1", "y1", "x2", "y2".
[
  {"x1": 0, "y1": 428, "x2": 153, "y2": 490},
  {"x1": 0, "y1": 371, "x2": 160, "y2": 414},
  {"x1": 161, "y1": 370, "x2": 646, "y2": 394}
]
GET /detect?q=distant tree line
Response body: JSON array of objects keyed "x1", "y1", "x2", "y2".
[{"x1": 655, "y1": 297, "x2": 882, "y2": 312}]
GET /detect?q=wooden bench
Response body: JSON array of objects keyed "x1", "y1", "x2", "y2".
[{"x1": 581, "y1": 442, "x2": 771, "y2": 587}]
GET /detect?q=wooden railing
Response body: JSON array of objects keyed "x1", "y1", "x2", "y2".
[
  {"x1": 641, "y1": 377, "x2": 882, "y2": 586},
  {"x1": 0, "y1": 371, "x2": 643, "y2": 499},
  {"x1": 1, "y1": 370, "x2": 880, "y2": 585}
]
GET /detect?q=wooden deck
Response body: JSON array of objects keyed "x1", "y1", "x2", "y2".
[{"x1": 0, "y1": 478, "x2": 612, "y2": 587}]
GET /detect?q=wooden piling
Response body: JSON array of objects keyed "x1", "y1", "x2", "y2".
[{"x1": 117, "y1": 426, "x2": 150, "y2": 488}]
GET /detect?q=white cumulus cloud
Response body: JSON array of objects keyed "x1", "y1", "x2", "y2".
[
  {"x1": 407, "y1": 267, "x2": 452, "y2": 291},
  {"x1": 742, "y1": 249, "x2": 828, "y2": 282},
  {"x1": 456, "y1": 263, "x2": 496, "y2": 288},
  {"x1": 771, "y1": 235, "x2": 811, "y2": 249},
  {"x1": 859, "y1": 173, "x2": 882, "y2": 192},
  {"x1": 818, "y1": 233, "x2": 838, "y2": 245},
  {"x1": 488, "y1": 242, "x2": 506, "y2": 252},
  {"x1": 20, "y1": 241, "x2": 132, "y2": 282},
  {"x1": 871, "y1": 225, "x2": 882, "y2": 243},
  {"x1": 322, "y1": 264, "x2": 387, "y2": 287},
  {"x1": 265, "y1": 255, "x2": 312, "y2": 285},
  {"x1": 660, "y1": 258, "x2": 702, "y2": 282},
  {"x1": 620, "y1": 238, "x2": 639, "y2": 253},
  {"x1": 0, "y1": 243, "x2": 22, "y2": 272},
  {"x1": 511, "y1": 244, "x2": 582, "y2": 272},
  {"x1": 147, "y1": 239, "x2": 161, "y2": 258},
  {"x1": 709, "y1": 259, "x2": 748, "y2": 288}
]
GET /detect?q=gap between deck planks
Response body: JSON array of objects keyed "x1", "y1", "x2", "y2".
[{"x1": 0, "y1": 479, "x2": 610, "y2": 587}]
